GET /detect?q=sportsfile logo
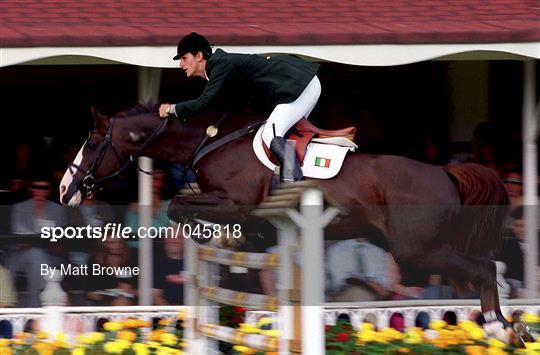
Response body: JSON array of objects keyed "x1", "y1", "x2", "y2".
[{"x1": 40, "y1": 222, "x2": 243, "y2": 242}]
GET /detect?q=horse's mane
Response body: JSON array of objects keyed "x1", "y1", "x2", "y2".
[{"x1": 115, "y1": 103, "x2": 157, "y2": 118}]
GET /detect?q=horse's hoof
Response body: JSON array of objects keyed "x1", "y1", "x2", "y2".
[
  {"x1": 508, "y1": 327, "x2": 526, "y2": 348},
  {"x1": 512, "y1": 322, "x2": 535, "y2": 346}
]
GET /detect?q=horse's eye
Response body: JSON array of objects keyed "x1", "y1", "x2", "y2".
[{"x1": 85, "y1": 140, "x2": 97, "y2": 150}]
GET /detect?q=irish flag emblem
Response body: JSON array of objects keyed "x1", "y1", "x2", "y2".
[{"x1": 315, "y1": 157, "x2": 331, "y2": 168}]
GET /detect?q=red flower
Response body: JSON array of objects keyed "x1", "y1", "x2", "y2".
[
  {"x1": 325, "y1": 325, "x2": 331, "y2": 332},
  {"x1": 335, "y1": 333, "x2": 350, "y2": 342},
  {"x1": 232, "y1": 317, "x2": 243, "y2": 324},
  {"x1": 233, "y1": 306, "x2": 246, "y2": 313}
]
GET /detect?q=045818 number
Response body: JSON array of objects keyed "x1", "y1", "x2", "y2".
[{"x1": 181, "y1": 223, "x2": 242, "y2": 239}]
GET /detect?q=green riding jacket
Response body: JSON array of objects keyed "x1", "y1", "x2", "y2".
[{"x1": 173, "y1": 49, "x2": 319, "y2": 120}]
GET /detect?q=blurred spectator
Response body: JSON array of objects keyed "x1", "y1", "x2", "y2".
[
  {"x1": 467, "y1": 122, "x2": 500, "y2": 175},
  {"x1": 12, "y1": 143, "x2": 32, "y2": 179},
  {"x1": 496, "y1": 206, "x2": 525, "y2": 298},
  {"x1": 387, "y1": 256, "x2": 450, "y2": 300},
  {"x1": 503, "y1": 169, "x2": 523, "y2": 211},
  {"x1": 11, "y1": 177, "x2": 67, "y2": 235},
  {"x1": 152, "y1": 236, "x2": 184, "y2": 305},
  {"x1": 327, "y1": 238, "x2": 392, "y2": 301},
  {"x1": 419, "y1": 137, "x2": 448, "y2": 166},
  {"x1": 6, "y1": 175, "x2": 28, "y2": 204},
  {"x1": 387, "y1": 257, "x2": 427, "y2": 300},
  {"x1": 85, "y1": 237, "x2": 138, "y2": 306},
  {"x1": 0, "y1": 265, "x2": 16, "y2": 307},
  {"x1": 8, "y1": 246, "x2": 50, "y2": 307}
]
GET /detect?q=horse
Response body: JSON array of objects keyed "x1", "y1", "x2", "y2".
[{"x1": 59, "y1": 104, "x2": 530, "y2": 344}]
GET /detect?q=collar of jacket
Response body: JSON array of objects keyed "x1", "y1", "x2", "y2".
[{"x1": 205, "y1": 48, "x2": 227, "y2": 79}]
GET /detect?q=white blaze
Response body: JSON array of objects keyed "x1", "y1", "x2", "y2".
[{"x1": 59, "y1": 142, "x2": 86, "y2": 206}]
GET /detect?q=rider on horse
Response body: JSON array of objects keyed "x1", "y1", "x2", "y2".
[{"x1": 159, "y1": 32, "x2": 321, "y2": 182}]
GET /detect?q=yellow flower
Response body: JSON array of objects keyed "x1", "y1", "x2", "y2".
[
  {"x1": 104, "y1": 321, "x2": 123, "y2": 332},
  {"x1": 147, "y1": 341, "x2": 161, "y2": 349},
  {"x1": 0, "y1": 347, "x2": 12, "y2": 355},
  {"x1": 158, "y1": 318, "x2": 171, "y2": 326},
  {"x1": 52, "y1": 332, "x2": 69, "y2": 349},
  {"x1": 525, "y1": 341, "x2": 540, "y2": 350},
  {"x1": 257, "y1": 317, "x2": 273, "y2": 326},
  {"x1": 465, "y1": 345, "x2": 486, "y2": 355},
  {"x1": 148, "y1": 330, "x2": 163, "y2": 342},
  {"x1": 397, "y1": 348, "x2": 411, "y2": 354},
  {"x1": 37, "y1": 331, "x2": 48, "y2": 339},
  {"x1": 160, "y1": 332, "x2": 177, "y2": 346},
  {"x1": 12, "y1": 338, "x2": 25, "y2": 346},
  {"x1": 486, "y1": 348, "x2": 506, "y2": 355},
  {"x1": 73, "y1": 348, "x2": 85, "y2": 355},
  {"x1": 0, "y1": 339, "x2": 10, "y2": 346},
  {"x1": 156, "y1": 346, "x2": 177, "y2": 355},
  {"x1": 55, "y1": 333, "x2": 66, "y2": 342},
  {"x1": 356, "y1": 329, "x2": 377, "y2": 344},
  {"x1": 487, "y1": 338, "x2": 506, "y2": 349},
  {"x1": 116, "y1": 339, "x2": 132, "y2": 350},
  {"x1": 521, "y1": 313, "x2": 540, "y2": 324},
  {"x1": 238, "y1": 323, "x2": 259, "y2": 334},
  {"x1": 468, "y1": 327, "x2": 486, "y2": 340},
  {"x1": 123, "y1": 318, "x2": 139, "y2": 329},
  {"x1": 359, "y1": 322, "x2": 375, "y2": 331},
  {"x1": 232, "y1": 345, "x2": 257, "y2": 354},
  {"x1": 379, "y1": 327, "x2": 405, "y2": 341},
  {"x1": 133, "y1": 343, "x2": 149, "y2": 355},
  {"x1": 429, "y1": 320, "x2": 447, "y2": 330},
  {"x1": 259, "y1": 329, "x2": 280, "y2": 337},
  {"x1": 104, "y1": 341, "x2": 125, "y2": 354},
  {"x1": 88, "y1": 332, "x2": 105, "y2": 344},
  {"x1": 117, "y1": 330, "x2": 137, "y2": 342},
  {"x1": 404, "y1": 331, "x2": 422, "y2": 345}
]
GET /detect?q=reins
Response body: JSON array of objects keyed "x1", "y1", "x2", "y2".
[{"x1": 70, "y1": 116, "x2": 169, "y2": 196}]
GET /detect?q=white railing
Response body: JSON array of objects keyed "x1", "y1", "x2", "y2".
[
  {"x1": 2, "y1": 300, "x2": 538, "y2": 337},
  {"x1": 0, "y1": 305, "x2": 187, "y2": 337}
]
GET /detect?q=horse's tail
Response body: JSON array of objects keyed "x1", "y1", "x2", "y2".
[{"x1": 443, "y1": 163, "x2": 509, "y2": 258}]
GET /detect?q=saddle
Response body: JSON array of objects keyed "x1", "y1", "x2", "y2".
[{"x1": 264, "y1": 118, "x2": 357, "y2": 164}]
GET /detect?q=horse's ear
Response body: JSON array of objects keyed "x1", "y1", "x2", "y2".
[{"x1": 90, "y1": 106, "x2": 108, "y2": 132}]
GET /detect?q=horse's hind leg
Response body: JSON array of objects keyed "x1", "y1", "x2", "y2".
[{"x1": 395, "y1": 245, "x2": 514, "y2": 340}]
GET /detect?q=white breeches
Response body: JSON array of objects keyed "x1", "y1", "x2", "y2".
[{"x1": 262, "y1": 76, "x2": 321, "y2": 147}]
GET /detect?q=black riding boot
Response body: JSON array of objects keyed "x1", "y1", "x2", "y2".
[{"x1": 269, "y1": 136, "x2": 303, "y2": 182}]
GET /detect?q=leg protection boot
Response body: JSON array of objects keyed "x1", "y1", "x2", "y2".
[{"x1": 269, "y1": 136, "x2": 303, "y2": 182}]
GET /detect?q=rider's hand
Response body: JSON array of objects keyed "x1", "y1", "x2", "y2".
[{"x1": 159, "y1": 103, "x2": 171, "y2": 118}]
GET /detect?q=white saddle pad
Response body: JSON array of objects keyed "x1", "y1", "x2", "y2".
[{"x1": 252, "y1": 124, "x2": 357, "y2": 179}]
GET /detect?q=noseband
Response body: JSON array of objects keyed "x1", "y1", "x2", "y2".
[{"x1": 69, "y1": 117, "x2": 169, "y2": 197}]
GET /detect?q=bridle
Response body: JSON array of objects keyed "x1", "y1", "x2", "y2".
[{"x1": 68, "y1": 116, "x2": 169, "y2": 197}]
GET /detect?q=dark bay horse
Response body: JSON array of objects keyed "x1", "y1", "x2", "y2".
[{"x1": 60, "y1": 105, "x2": 524, "y2": 343}]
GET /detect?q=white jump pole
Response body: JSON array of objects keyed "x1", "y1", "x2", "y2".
[
  {"x1": 137, "y1": 66, "x2": 162, "y2": 306},
  {"x1": 522, "y1": 60, "x2": 538, "y2": 299},
  {"x1": 287, "y1": 188, "x2": 339, "y2": 355}
]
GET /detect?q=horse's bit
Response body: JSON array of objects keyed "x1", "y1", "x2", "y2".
[{"x1": 69, "y1": 117, "x2": 169, "y2": 197}]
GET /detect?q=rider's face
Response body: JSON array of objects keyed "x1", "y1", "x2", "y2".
[{"x1": 179, "y1": 52, "x2": 205, "y2": 78}]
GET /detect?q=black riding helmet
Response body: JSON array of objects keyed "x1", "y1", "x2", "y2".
[{"x1": 173, "y1": 32, "x2": 212, "y2": 60}]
